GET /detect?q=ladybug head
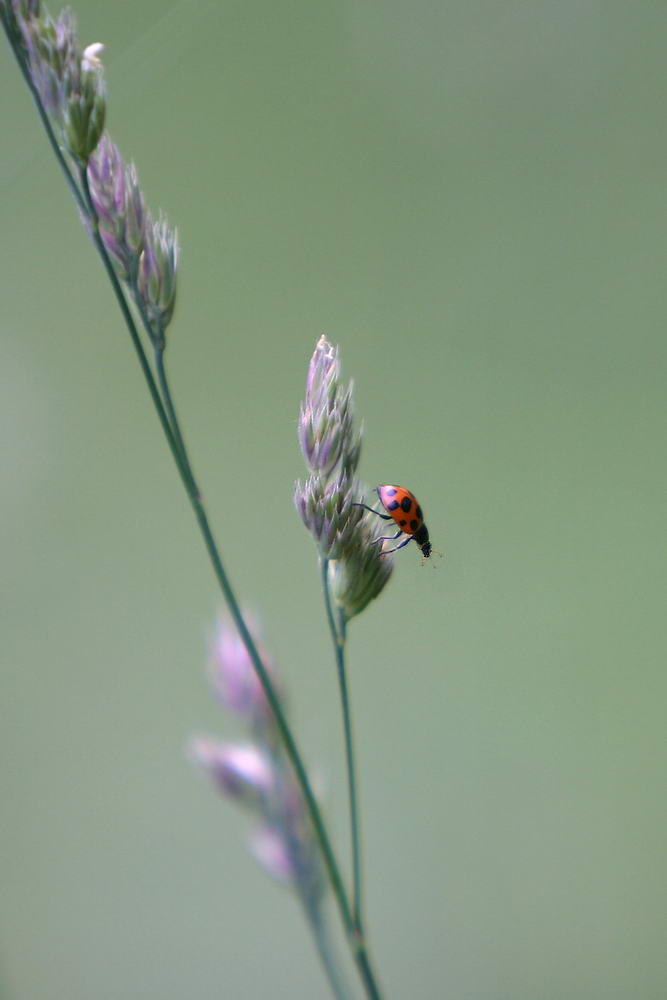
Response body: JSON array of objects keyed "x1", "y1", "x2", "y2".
[{"x1": 420, "y1": 541, "x2": 432, "y2": 559}]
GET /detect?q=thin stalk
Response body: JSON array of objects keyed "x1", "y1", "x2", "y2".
[
  {"x1": 153, "y1": 346, "x2": 198, "y2": 498},
  {"x1": 321, "y1": 558, "x2": 364, "y2": 934}
]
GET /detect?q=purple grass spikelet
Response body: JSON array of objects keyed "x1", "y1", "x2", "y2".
[
  {"x1": 209, "y1": 614, "x2": 281, "y2": 729},
  {"x1": 137, "y1": 213, "x2": 179, "y2": 344},
  {"x1": 19, "y1": 7, "x2": 79, "y2": 117},
  {"x1": 86, "y1": 133, "x2": 125, "y2": 229},
  {"x1": 250, "y1": 825, "x2": 295, "y2": 885},
  {"x1": 124, "y1": 163, "x2": 146, "y2": 259},
  {"x1": 190, "y1": 739, "x2": 274, "y2": 807},
  {"x1": 298, "y1": 336, "x2": 356, "y2": 479},
  {"x1": 86, "y1": 135, "x2": 148, "y2": 281}
]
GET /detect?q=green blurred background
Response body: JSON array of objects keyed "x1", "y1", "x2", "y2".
[{"x1": 1, "y1": 1, "x2": 666, "y2": 997}]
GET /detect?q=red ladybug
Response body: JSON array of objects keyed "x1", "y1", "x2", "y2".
[{"x1": 354, "y1": 484, "x2": 432, "y2": 557}]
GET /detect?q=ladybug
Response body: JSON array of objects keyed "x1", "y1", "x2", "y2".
[{"x1": 354, "y1": 484, "x2": 432, "y2": 558}]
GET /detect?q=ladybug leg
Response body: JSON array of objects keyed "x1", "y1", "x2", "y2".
[
  {"x1": 370, "y1": 530, "x2": 403, "y2": 545},
  {"x1": 352, "y1": 502, "x2": 393, "y2": 521},
  {"x1": 379, "y1": 535, "x2": 414, "y2": 556}
]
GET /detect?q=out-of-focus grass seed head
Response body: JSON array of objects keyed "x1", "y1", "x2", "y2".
[
  {"x1": 87, "y1": 138, "x2": 178, "y2": 345},
  {"x1": 7, "y1": 1, "x2": 178, "y2": 339},
  {"x1": 14, "y1": 6, "x2": 106, "y2": 162},
  {"x1": 137, "y1": 213, "x2": 179, "y2": 338},
  {"x1": 209, "y1": 614, "x2": 283, "y2": 734},
  {"x1": 63, "y1": 51, "x2": 106, "y2": 163},
  {"x1": 189, "y1": 738, "x2": 274, "y2": 809},
  {"x1": 88, "y1": 135, "x2": 138, "y2": 279},
  {"x1": 191, "y1": 615, "x2": 325, "y2": 907},
  {"x1": 19, "y1": 7, "x2": 78, "y2": 117}
]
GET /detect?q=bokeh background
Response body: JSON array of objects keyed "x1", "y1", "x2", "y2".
[{"x1": 2, "y1": 1, "x2": 666, "y2": 997}]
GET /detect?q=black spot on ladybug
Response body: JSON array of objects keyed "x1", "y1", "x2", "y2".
[
  {"x1": 399, "y1": 519, "x2": 407, "y2": 527},
  {"x1": 387, "y1": 500, "x2": 399, "y2": 511},
  {"x1": 416, "y1": 505, "x2": 423, "y2": 520},
  {"x1": 410, "y1": 518, "x2": 419, "y2": 532},
  {"x1": 386, "y1": 487, "x2": 397, "y2": 496},
  {"x1": 401, "y1": 496, "x2": 412, "y2": 513}
]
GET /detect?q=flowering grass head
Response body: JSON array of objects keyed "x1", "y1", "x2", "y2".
[
  {"x1": 295, "y1": 335, "x2": 392, "y2": 620},
  {"x1": 2, "y1": 0, "x2": 178, "y2": 344},
  {"x1": 86, "y1": 134, "x2": 179, "y2": 345}
]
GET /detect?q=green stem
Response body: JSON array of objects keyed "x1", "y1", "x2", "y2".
[
  {"x1": 321, "y1": 558, "x2": 364, "y2": 934},
  {"x1": 153, "y1": 346, "x2": 198, "y2": 496}
]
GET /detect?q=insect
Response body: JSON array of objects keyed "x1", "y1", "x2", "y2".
[{"x1": 354, "y1": 484, "x2": 433, "y2": 558}]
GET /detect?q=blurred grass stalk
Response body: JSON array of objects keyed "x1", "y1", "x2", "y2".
[{"x1": 0, "y1": 2, "x2": 387, "y2": 997}]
